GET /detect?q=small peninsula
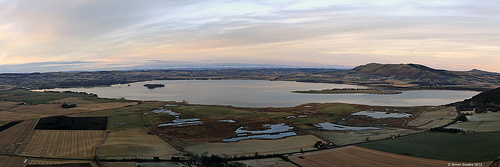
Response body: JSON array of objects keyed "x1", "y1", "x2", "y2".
[
  {"x1": 292, "y1": 88, "x2": 402, "y2": 95},
  {"x1": 144, "y1": 84, "x2": 165, "y2": 89}
]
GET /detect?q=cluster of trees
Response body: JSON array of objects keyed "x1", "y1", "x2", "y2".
[
  {"x1": 61, "y1": 102, "x2": 77, "y2": 108},
  {"x1": 429, "y1": 127, "x2": 465, "y2": 133},
  {"x1": 314, "y1": 141, "x2": 336, "y2": 149}
]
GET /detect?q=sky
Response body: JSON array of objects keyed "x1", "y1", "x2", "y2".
[{"x1": 0, "y1": 0, "x2": 499, "y2": 73}]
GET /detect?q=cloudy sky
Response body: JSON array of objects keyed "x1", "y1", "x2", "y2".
[{"x1": 1, "y1": 0, "x2": 499, "y2": 73}]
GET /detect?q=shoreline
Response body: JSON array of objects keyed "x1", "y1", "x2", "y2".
[{"x1": 292, "y1": 88, "x2": 402, "y2": 95}]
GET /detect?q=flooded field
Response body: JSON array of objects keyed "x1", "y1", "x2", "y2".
[
  {"x1": 351, "y1": 111, "x2": 413, "y2": 118},
  {"x1": 315, "y1": 122, "x2": 380, "y2": 131},
  {"x1": 223, "y1": 123, "x2": 296, "y2": 142},
  {"x1": 153, "y1": 108, "x2": 202, "y2": 127}
]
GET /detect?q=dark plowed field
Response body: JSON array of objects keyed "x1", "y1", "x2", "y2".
[{"x1": 35, "y1": 116, "x2": 107, "y2": 130}]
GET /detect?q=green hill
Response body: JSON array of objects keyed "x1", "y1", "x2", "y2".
[{"x1": 457, "y1": 87, "x2": 500, "y2": 112}]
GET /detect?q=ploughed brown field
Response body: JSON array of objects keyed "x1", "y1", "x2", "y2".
[
  {"x1": 288, "y1": 146, "x2": 464, "y2": 167},
  {"x1": 0, "y1": 155, "x2": 26, "y2": 167},
  {"x1": 19, "y1": 130, "x2": 106, "y2": 159},
  {"x1": 0, "y1": 119, "x2": 38, "y2": 154}
]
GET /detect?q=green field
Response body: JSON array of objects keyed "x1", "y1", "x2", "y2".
[
  {"x1": 69, "y1": 101, "x2": 167, "y2": 130},
  {"x1": 0, "y1": 89, "x2": 89, "y2": 104},
  {"x1": 311, "y1": 127, "x2": 421, "y2": 146},
  {"x1": 358, "y1": 131, "x2": 500, "y2": 162},
  {"x1": 447, "y1": 112, "x2": 500, "y2": 132}
]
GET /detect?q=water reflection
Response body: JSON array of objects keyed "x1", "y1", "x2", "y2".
[
  {"x1": 315, "y1": 122, "x2": 380, "y2": 131},
  {"x1": 38, "y1": 80, "x2": 479, "y2": 107},
  {"x1": 222, "y1": 123, "x2": 296, "y2": 142}
]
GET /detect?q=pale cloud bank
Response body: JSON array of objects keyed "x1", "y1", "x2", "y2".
[{"x1": 0, "y1": 0, "x2": 499, "y2": 73}]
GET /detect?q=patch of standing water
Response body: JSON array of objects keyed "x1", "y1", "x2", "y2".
[
  {"x1": 218, "y1": 120, "x2": 236, "y2": 123},
  {"x1": 222, "y1": 132, "x2": 297, "y2": 142},
  {"x1": 158, "y1": 118, "x2": 202, "y2": 127},
  {"x1": 315, "y1": 122, "x2": 380, "y2": 131},
  {"x1": 153, "y1": 106, "x2": 202, "y2": 127},
  {"x1": 152, "y1": 109, "x2": 181, "y2": 116},
  {"x1": 351, "y1": 111, "x2": 413, "y2": 118},
  {"x1": 222, "y1": 123, "x2": 296, "y2": 142}
]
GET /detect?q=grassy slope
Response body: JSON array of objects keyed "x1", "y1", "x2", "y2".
[{"x1": 358, "y1": 131, "x2": 500, "y2": 162}]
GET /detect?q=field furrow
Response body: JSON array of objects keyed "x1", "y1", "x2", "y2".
[
  {"x1": 0, "y1": 119, "x2": 38, "y2": 154},
  {"x1": 20, "y1": 130, "x2": 106, "y2": 159},
  {"x1": 289, "y1": 146, "x2": 454, "y2": 167}
]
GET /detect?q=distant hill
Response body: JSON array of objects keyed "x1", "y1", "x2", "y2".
[
  {"x1": 467, "y1": 69, "x2": 500, "y2": 76},
  {"x1": 296, "y1": 63, "x2": 500, "y2": 91},
  {"x1": 456, "y1": 87, "x2": 500, "y2": 112},
  {"x1": 351, "y1": 63, "x2": 459, "y2": 79},
  {"x1": 0, "y1": 63, "x2": 498, "y2": 91}
]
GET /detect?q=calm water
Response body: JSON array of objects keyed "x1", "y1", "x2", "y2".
[{"x1": 40, "y1": 80, "x2": 479, "y2": 107}]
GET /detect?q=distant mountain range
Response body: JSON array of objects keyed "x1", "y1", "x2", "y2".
[
  {"x1": 352, "y1": 63, "x2": 500, "y2": 79},
  {"x1": 0, "y1": 63, "x2": 498, "y2": 91}
]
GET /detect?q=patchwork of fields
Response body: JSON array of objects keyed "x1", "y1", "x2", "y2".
[
  {"x1": 447, "y1": 112, "x2": 500, "y2": 132},
  {"x1": 358, "y1": 131, "x2": 500, "y2": 162},
  {"x1": 407, "y1": 107, "x2": 458, "y2": 129},
  {"x1": 0, "y1": 89, "x2": 498, "y2": 166},
  {"x1": 185, "y1": 135, "x2": 323, "y2": 156}
]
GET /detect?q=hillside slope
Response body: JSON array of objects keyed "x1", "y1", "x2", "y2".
[
  {"x1": 300, "y1": 63, "x2": 500, "y2": 91},
  {"x1": 352, "y1": 63, "x2": 460, "y2": 79},
  {"x1": 457, "y1": 87, "x2": 500, "y2": 112}
]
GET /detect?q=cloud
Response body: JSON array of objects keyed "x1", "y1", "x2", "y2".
[
  {"x1": 1, "y1": 0, "x2": 500, "y2": 72},
  {"x1": 0, "y1": 61, "x2": 92, "y2": 73}
]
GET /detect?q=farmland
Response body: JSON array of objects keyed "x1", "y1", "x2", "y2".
[
  {"x1": 358, "y1": 131, "x2": 500, "y2": 162},
  {"x1": 234, "y1": 157, "x2": 297, "y2": 167},
  {"x1": 310, "y1": 127, "x2": 421, "y2": 146},
  {"x1": 20, "y1": 130, "x2": 106, "y2": 159},
  {"x1": 0, "y1": 75, "x2": 497, "y2": 166},
  {"x1": 407, "y1": 106, "x2": 458, "y2": 129},
  {"x1": 447, "y1": 112, "x2": 500, "y2": 132},
  {"x1": 0, "y1": 119, "x2": 38, "y2": 154},
  {"x1": 184, "y1": 135, "x2": 324, "y2": 156},
  {"x1": 0, "y1": 101, "x2": 18, "y2": 111},
  {"x1": 0, "y1": 155, "x2": 26, "y2": 167},
  {"x1": 288, "y1": 145, "x2": 453, "y2": 167},
  {"x1": 35, "y1": 116, "x2": 108, "y2": 130},
  {"x1": 98, "y1": 127, "x2": 183, "y2": 159},
  {"x1": 0, "y1": 90, "x2": 138, "y2": 122},
  {"x1": 26, "y1": 158, "x2": 97, "y2": 167}
]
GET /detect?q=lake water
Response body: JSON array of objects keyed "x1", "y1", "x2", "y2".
[{"x1": 40, "y1": 80, "x2": 479, "y2": 107}]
